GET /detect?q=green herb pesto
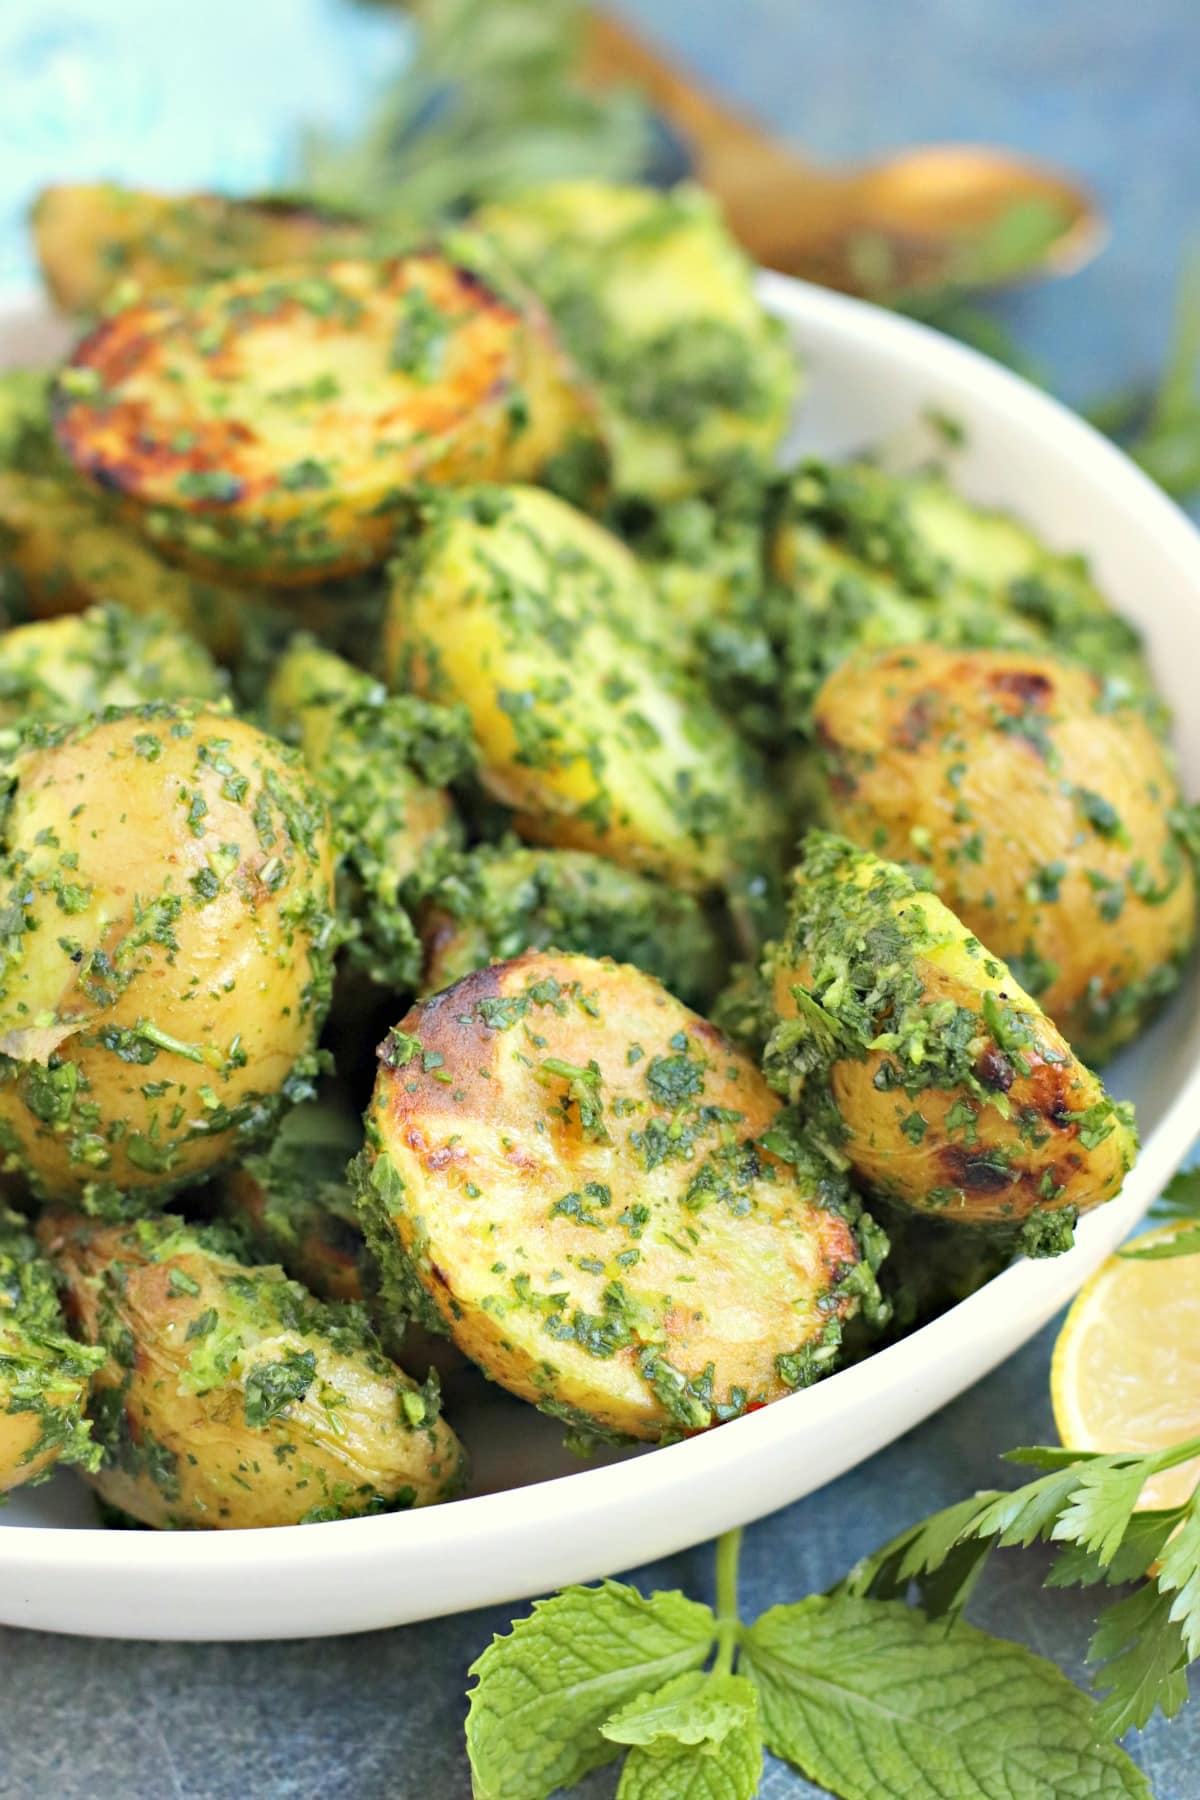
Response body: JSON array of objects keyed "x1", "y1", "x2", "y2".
[{"x1": 0, "y1": 1209, "x2": 103, "y2": 1491}]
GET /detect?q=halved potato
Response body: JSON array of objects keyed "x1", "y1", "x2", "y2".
[
  {"x1": 814, "y1": 644, "x2": 1196, "y2": 1062},
  {"x1": 40, "y1": 1211, "x2": 465, "y2": 1528},
  {"x1": 763, "y1": 834, "x2": 1137, "y2": 1238},
  {"x1": 53, "y1": 251, "x2": 601, "y2": 587},
  {"x1": 359, "y1": 950, "x2": 877, "y2": 1442},
  {"x1": 0, "y1": 604, "x2": 224, "y2": 726},
  {"x1": 32, "y1": 183, "x2": 370, "y2": 314},
  {"x1": 0, "y1": 707, "x2": 336, "y2": 1201},
  {"x1": 0, "y1": 1208, "x2": 103, "y2": 1493},
  {"x1": 419, "y1": 843, "x2": 726, "y2": 1010},
  {"x1": 266, "y1": 637, "x2": 472, "y2": 988},
  {"x1": 475, "y1": 181, "x2": 797, "y2": 499},
  {"x1": 385, "y1": 485, "x2": 781, "y2": 892}
]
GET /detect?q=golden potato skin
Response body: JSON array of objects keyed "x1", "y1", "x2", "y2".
[
  {"x1": 32, "y1": 183, "x2": 369, "y2": 313},
  {"x1": 0, "y1": 1209, "x2": 102, "y2": 1493},
  {"x1": 386, "y1": 485, "x2": 781, "y2": 893},
  {"x1": 764, "y1": 835, "x2": 1137, "y2": 1234},
  {"x1": 359, "y1": 951, "x2": 872, "y2": 1443},
  {"x1": 0, "y1": 604, "x2": 224, "y2": 727},
  {"x1": 40, "y1": 1212, "x2": 465, "y2": 1528},
  {"x1": 0, "y1": 707, "x2": 336, "y2": 1201},
  {"x1": 475, "y1": 181, "x2": 797, "y2": 500},
  {"x1": 52, "y1": 253, "x2": 599, "y2": 587},
  {"x1": 814, "y1": 645, "x2": 1196, "y2": 1063}
]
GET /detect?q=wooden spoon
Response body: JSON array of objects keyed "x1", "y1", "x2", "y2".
[{"x1": 584, "y1": 12, "x2": 1106, "y2": 298}]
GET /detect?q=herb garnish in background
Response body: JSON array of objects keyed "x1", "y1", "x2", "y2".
[{"x1": 467, "y1": 1417, "x2": 1200, "y2": 1797}]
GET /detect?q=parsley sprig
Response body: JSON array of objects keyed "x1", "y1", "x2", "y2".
[{"x1": 465, "y1": 1421, "x2": 1200, "y2": 1796}]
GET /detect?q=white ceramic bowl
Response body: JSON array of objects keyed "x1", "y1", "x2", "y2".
[{"x1": 2, "y1": 273, "x2": 1199, "y2": 1641}]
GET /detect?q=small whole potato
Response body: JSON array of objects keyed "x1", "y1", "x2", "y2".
[
  {"x1": 0, "y1": 603, "x2": 224, "y2": 727},
  {"x1": 813, "y1": 644, "x2": 1196, "y2": 1062},
  {"x1": 418, "y1": 843, "x2": 727, "y2": 1010},
  {"x1": 764, "y1": 834, "x2": 1137, "y2": 1240},
  {"x1": 0, "y1": 705, "x2": 336, "y2": 1201},
  {"x1": 386, "y1": 485, "x2": 782, "y2": 893},
  {"x1": 0, "y1": 1208, "x2": 103, "y2": 1493},
  {"x1": 39, "y1": 1211, "x2": 465, "y2": 1528},
  {"x1": 359, "y1": 950, "x2": 880, "y2": 1443},
  {"x1": 52, "y1": 251, "x2": 600, "y2": 587}
]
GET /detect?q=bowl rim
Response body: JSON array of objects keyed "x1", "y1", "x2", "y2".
[{"x1": 3, "y1": 270, "x2": 1199, "y2": 1626}]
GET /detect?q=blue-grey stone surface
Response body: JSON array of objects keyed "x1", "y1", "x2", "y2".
[{"x1": 2, "y1": 0, "x2": 1199, "y2": 1794}]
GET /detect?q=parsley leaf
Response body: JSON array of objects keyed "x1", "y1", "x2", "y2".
[
  {"x1": 1120, "y1": 1166, "x2": 1200, "y2": 1260},
  {"x1": 465, "y1": 1581, "x2": 715, "y2": 1799},
  {"x1": 741, "y1": 1594, "x2": 1149, "y2": 1799}
]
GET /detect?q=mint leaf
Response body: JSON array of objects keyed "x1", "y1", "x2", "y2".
[
  {"x1": 741, "y1": 1595, "x2": 1149, "y2": 1799},
  {"x1": 465, "y1": 1581, "x2": 715, "y2": 1800},
  {"x1": 602, "y1": 1670, "x2": 756, "y2": 1751},
  {"x1": 1090, "y1": 1584, "x2": 1191, "y2": 1738},
  {"x1": 615, "y1": 1678, "x2": 762, "y2": 1800}
]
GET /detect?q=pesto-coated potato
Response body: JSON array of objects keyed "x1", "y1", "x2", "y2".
[
  {"x1": 386, "y1": 485, "x2": 782, "y2": 892},
  {"x1": 814, "y1": 644, "x2": 1196, "y2": 1063},
  {"x1": 53, "y1": 252, "x2": 600, "y2": 587},
  {"x1": 265, "y1": 637, "x2": 473, "y2": 988},
  {"x1": 419, "y1": 843, "x2": 727, "y2": 1010},
  {"x1": 359, "y1": 951, "x2": 879, "y2": 1443},
  {"x1": 0, "y1": 468, "x2": 266, "y2": 659},
  {"x1": 0, "y1": 604, "x2": 224, "y2": 726},
  {"x1": 32, "y1": 183, "x2": 370, "y2": 314},
  {"x1": 763, "y1": 834, "x2": 1137, "y2": 1238},
  {"x1": 39, "y1": 1211, "x2": 465, "y2": 1528},
  {"x1": 0, "y1": 1208, "x2": 102, "y2": 1493},
  {"x1": 475, "y1": 181, "x2": 797, "y2": 499},
  {"x1": 0, "y1": 706, "x2": 336, "y2": 1201},
  {"x1": 768, "y1": 461, "x2": 1156, "y2": 738}
]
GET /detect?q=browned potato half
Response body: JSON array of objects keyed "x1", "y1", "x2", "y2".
[
  {"x1": 814, "y1": 644, "x2": 1196, "y2": 1063},
  {"x1": 359, "y1": 951, "x2": 878, "y2": 1443},
  {"x1": 52, "y1": 253, "x2": 600, "y2": 587},
  {"x1": 0, "y1": 706, "x2": 336, "y2": 1201},
  {"x1": 0, "y1": 1208, "x2": 102, "y2": 1493},
  {"x1": 764, "y1": 834, "x2": 1137, "y2": 1244},
  {"x1": 386, "y1": 485, "x2": 782, "y2": 892},
  {"x1": 40, "y1": 1211, "x2": 465, "y2": 1528},
  {"x1": 32, "y1": 183, "x2": 369, "y2": 314}
]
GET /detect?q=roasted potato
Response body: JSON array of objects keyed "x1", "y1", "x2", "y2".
[
  {"x1": 475, "y1": 181, "x2": 797, "y2": 500},
  {"x1": 768, "y1": 461, "x2": 1156, "y2": 737},
  {"x1": 419, "y1": 843, "x2": 727, "y2": 1010},
  {"x1": 386, "y1": 485, "x2": 782, "y2": 892},
  {"x1": 40, "y1": 1211, "x2": 465, "y2": 1527},
  {"x1": 0, "y1": 604, "x2": 224, "y2": 726},
  {"x1": 763, "y1": 834, "x2": 1137, "y2": 1238},
  {"x1": 814, "y1": 644, "x2": 1196, "y2": 1062},
  {"x1": 0, "y1": 1208, "x2": 103, "y2": 1493},
  {"x1": 0, "y1": 370, "x2": 55, "y2": 474},
  {"x1": 32, "y1": 183, "x2": 370, "y2": 314},
  {"x1": 359, "y1": 950, "x2": 880, "y2": 1443},
  {"x1": 0, "y1": 706, "x2": 336, "y2": 1201},
  {"x1": 52, "y1": 251, "x2": 600, "y2": 587},
  {"x1": 265, "y1": 637, "x2": 473, "y2": 988}
]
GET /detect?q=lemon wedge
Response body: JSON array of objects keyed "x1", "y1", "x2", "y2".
[{"x1": 1051, "y1": 1222, "x2": 1200, "y2": 1510}]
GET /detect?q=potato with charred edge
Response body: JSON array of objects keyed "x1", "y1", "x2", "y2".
[
  {"x1": 386, "y1": 485, "x2": 782, "y2": 893},
  {"x1": 32, "y1": 183, "x2": 370, "y2": 314},
  {"x1": 39, "y1": 1211, "x2": 465, "y2": 1528},
  {"x1": 475, "y1": 181, "x2": 796, "y2": 500},
  {"x1": 814, "y1": 644, "x2": 1196, "y2": 1064},
  {"x1": 419, "y1": 843, "x2": 727, "y2": 1011},
  {"x1": 0, "y1": 706, "x2": 336, "y2": 1202},
  {"x1": 52, "y1": 250, "x2": 600, "y2": 588},
  {"x1": 358, "y1": 950, "x2": 881, "y2": 1444},
  {"x1": 0, "y1": 1208, "x2": 103, "y2": 1493},
  {"x1": 266, "y1": 637, "x2": 473, "y2": 990},
  {"x1": 0, "y1": 604, "x2": 224, "y2": 727},
  {"x1": 763, "y1": 834, "x2": 1137, "y2": 1243}
]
